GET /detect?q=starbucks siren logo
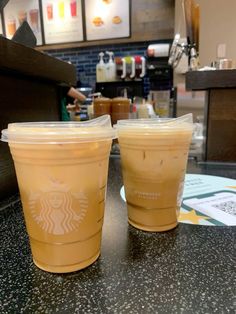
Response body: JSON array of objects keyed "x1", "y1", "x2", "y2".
[{"x1": 28, "y1": 179, "x2": 88, "y2": 235}]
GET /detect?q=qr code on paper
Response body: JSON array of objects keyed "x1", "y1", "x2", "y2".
[{"x1": 213, "y1": 201, "x2": 236, "y2": 216}]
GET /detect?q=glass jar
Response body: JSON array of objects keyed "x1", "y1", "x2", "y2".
[
  {"x1": 111, "y1": 97, "x2": 130, "y2": 125},
  {"x1": 93, "y1": 97, "x2": 111, "y2": 118}
]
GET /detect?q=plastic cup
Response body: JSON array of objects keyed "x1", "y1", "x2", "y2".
[
  {"x1": 47, "y1": 3, "x2": 53, "y2": 20},
  {"x1": 18, "y1": 10, "x2": 27, "y2": 26},
  {"x1": 116, "y1": 114, "x2": 193, "y2": 232},
  {"x1": 70, "y1": 0, "x2": 77, "y2": 17},
  {"x1": 7, "y1": 17, "x2": 16, "y2": 36},
  {"x1": 58, "y1": 1, "x2": 65, "y2": 19},
  {"x1": 29, "y1": 9, "x2": 39, "y2": 31},
  {"x1": 1, "y1": 115, "x2": 116, "y2": 273}
]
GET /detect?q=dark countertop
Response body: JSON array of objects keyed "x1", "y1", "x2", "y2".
[{"x1": 0, "y1": 158, "x2": 235, "y2": 314}]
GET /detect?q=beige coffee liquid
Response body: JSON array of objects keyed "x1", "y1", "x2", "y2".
[
  {"x1": 118, "y1": 129, "x2": 192, "y2": 231},
  {"x1": 10, "y1": 140, "x2": 111, "y2": 272}
]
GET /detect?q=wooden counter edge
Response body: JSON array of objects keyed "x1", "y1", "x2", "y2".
[
  {"x1": 0, "y1": 37, "x2": 76, "y2": 86},
  {"x1": 186, "y1": 69, "x2": 236, "y2": 90}
]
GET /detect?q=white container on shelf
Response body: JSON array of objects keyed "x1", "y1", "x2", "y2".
[
  {"x1": 96, "y1": 52, "x2": 106, "y2": 82},
  {"x1": 105, "y1": 51, "x2": 116, "y2": 81}
]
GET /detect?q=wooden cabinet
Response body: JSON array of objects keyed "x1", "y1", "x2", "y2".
[
  {"x1": 186, "y1": 70, "x2": 236, "y2": 162},
  {"x1": 0, "y1": 37, "x2": 76, "y2": 199}
]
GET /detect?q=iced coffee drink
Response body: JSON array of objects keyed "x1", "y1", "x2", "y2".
[
  {"x1": 1, "y1": 115, "x2": 116, "y2": 273},
  {"x1": 116, "y1": 114, "x2": 193, "y2": 232}
]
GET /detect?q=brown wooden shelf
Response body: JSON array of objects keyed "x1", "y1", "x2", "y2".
[
  {"x1": 186, "y1": 69, "x2": 236, "y2": 162},
  {"x1": 186, "y1": 69, "x2": 236, "y2": 90},
  {"x1": 0, "y1": 36, "x2": 77, "y2": 200},
  {"x1": 0, "y1": 37, "x2": 76, "y2": 85}
]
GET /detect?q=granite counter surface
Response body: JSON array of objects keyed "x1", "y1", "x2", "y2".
[{"x1": 0, "y1": 158, "x2": 235, "y2": 314}]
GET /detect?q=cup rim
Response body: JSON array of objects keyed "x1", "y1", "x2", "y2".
[
  {"x1": 114, "y1": 113, "x2": 193, "y2": 133},
  {"x1": 1, "y1": 115, "x2": 117, "y2": 144}
]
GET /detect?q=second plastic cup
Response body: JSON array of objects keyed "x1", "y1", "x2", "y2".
[
  {"x1": 116, "y1": 114, "x2": 193, "y2": 232},
  {"x1": 1, "y1": 115, "x2": 116, "y2": 273}
]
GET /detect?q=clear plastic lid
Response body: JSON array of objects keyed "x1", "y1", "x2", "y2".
[
  {"x1": 115, "y1": 114, "x2": 193, "y2": 134},
  {"x1": 1, "y1": 115, "x2": 117, "y2": 144}
]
